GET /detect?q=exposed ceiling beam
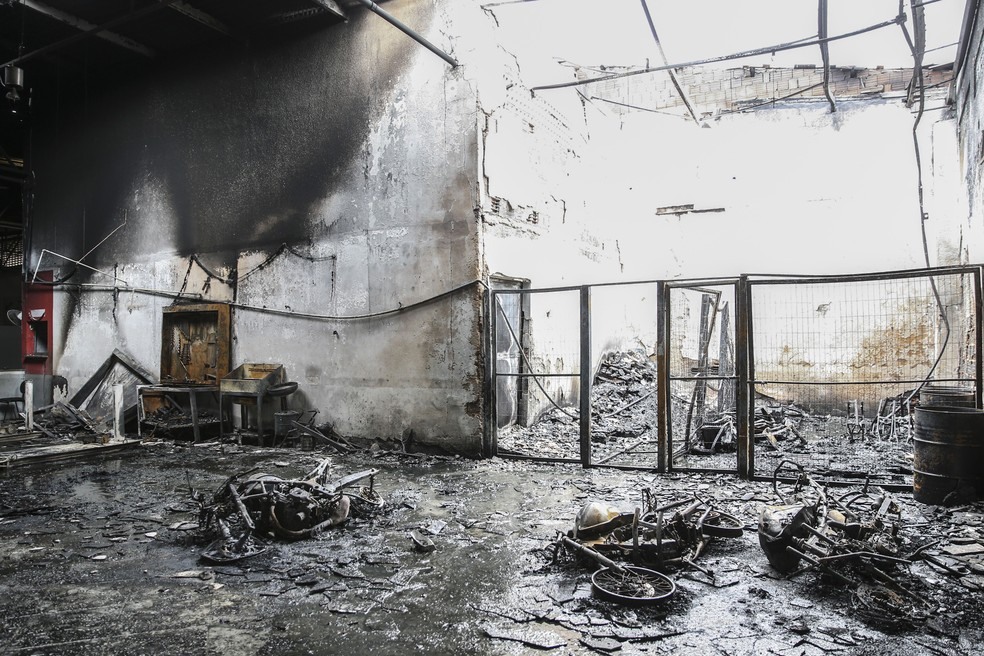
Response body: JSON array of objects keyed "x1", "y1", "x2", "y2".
[
  {"x1": 268, "y1": 8, "x2": 325, "y2": 25},
  {"x1": 4, "y1": 0, "x2": 184, "y2": 68},
  {"x1": 19, "y1": 0, "x2": 156, "y2": 59},
  {"x1": 268, "y1": 1, "x2": 348, "y2": 25},
  {"x1": 169, "y1": 2, "x2": 237, "y2": 39},
  {"x1": 311, "y1": 0, "x2": 347, "y2": 20}
]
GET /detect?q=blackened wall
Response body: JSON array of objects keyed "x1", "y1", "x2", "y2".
[
  {"x1": 29, "y1": 1, "x2": 486, "y2": 453},
  {"x1": 35, "y1": 9, "x2": 436, "y2": 257}
]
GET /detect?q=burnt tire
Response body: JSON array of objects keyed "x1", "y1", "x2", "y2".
[{"x1": 700, "y1": 510, "x2": 744, "y2": 538}]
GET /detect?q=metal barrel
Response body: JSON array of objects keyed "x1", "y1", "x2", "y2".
[
  {"x1": 920, "y1": 385, "x2": 977, "y2": 408},
  {"x1": 912, "y1": 406, "x2": 984, "y2": 505}
]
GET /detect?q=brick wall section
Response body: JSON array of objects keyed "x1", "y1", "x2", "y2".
[{"x1": 583, "y1": 65, "x2": 954, "y2": 116}]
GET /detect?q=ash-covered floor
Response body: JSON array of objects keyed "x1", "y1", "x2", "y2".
[{"x1": 1, "y1": 442, "x2": 983, "y2": 655}]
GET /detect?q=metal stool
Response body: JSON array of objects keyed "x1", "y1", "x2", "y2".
[{"x1": 227, "y1": 381, "x2": 298, "y2": 443}]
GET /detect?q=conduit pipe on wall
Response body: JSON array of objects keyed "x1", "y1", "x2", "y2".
[{"x1": 352, "y1": 0, "x2": 459, "y2": 68}]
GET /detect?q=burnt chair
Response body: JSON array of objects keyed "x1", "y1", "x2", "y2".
[{"x1": 0, "y1": 381, "x2": 26, "y2": 423}]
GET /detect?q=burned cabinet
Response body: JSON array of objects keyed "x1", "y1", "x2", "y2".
[
  {"x1": 137, "y1": 303, "x2": 231, "y2": 442},
  {"x1": 160, "y1": 303, "x2": 232, "y2": 385}
]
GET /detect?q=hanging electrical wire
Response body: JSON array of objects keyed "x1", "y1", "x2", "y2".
[
  {"x1": 716, "y1": 82, "x2": 825, "y2": 117},
  {"x1": 495, "y1": 297, "x2": 578, "y2": 420},
  {"x1": 818, "y1": 0, "x2": 837, "y2": 112},
  {"x1": 899, "y1": 0, "x2": 952, "y2": 401},
  {"x1": 34, "y1": 237, "x2": 483, "y2": 322},
  {"x1": 585, "y1": 94, "x2": 693, "y2": 119}
]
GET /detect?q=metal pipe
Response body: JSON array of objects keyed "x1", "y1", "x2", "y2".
[
  {"x1": 975, "y1": 268, "x2": 982, "y2": 409},
  {"x1": 4, "y1": 0, "x2": 181, "y2": 67},
  {"x1": 640, "y1": 0, "x2": 699, "y2": 125},
  {"x1": 352, "y1": 0, "x2": 458, "y2": 68},
  {"x1": 579, "y1": 285, "x2": 592, "y2": 466},
  {"x1": 656, "y1": 280, "x2": 670, "y2": 474},
  {"x1": 737, "y1": 275, "x2": 752, "y2": 478},
  {"x1": 559, "y1": 535, "x2": 628, "y2": 574},
  {"x1": 227, "y1": 483, "x2": 255, "y2": 531},
  {"x1": 24, "y1": 381, "x2": 33, "y2": 431}
]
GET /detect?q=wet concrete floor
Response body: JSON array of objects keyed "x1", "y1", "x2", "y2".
[{"x1": 1, "y1": 441, "x2": 982, "y2": 655}]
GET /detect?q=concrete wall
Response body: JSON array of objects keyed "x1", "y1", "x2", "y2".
[
  {"x1": 471, "y1": 7, "x2": 658, "y2": 423},
  {"x1": 28, "y1": 1, "x2": 485, "y2": 453},
  {"x1": 954, "y1": 3, "x2": 984, "y2": 265},
  {"x1": 588, "y1": 65, "x2": 954, "y2": 119}
]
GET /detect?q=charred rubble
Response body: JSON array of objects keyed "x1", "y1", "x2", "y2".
[
  {"x1": 758, "y1": 461, "x2": 984, "y2": 631},
  {"x1": 192, "y1": 457, "x2": 383, "y2": 563}
]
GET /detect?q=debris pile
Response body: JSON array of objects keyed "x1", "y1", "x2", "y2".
[
  {"x1": 754, "y1": 402, "x2": 815, "y2": 453},
  {"x1": 142, "y1": 405, "x2": 219, "y2": 439},
  {"x1": 686, "y1": 411, "x2": 737, "y2": 455},
  {"x1": 193, "y1": 458, "x2": 383, "y2": 563},
  {"x1": 35, "y1": 402, "x2": 110, "y2": 442},
  {"x1": 497, "y1": 349, "x2": 660, "y2": 460},
  {"x1": 554, "y1": 489, "x2": 745, "y2": 604},
  {"x1": 846, "y1": 391, "x2": 917, "y2": 441},
  {"x1": 758, "y1": 461, "x2": 981, "y2": 629},
  {"x1": 589, "y1": 351, "x2": 658, "y2": 443}
]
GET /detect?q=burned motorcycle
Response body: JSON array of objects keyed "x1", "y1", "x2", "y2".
[
  {"x1": 757, "y1": 460, "x2": 932, "y2": 628},
  {"x1": 555, "y1": 490, "x2": 745, "y2": 605},
  {"x1": 193, "y1": 458, "x2": 383, "y2": 563}
]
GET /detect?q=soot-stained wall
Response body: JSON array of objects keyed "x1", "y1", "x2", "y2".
[
  {"x1": 955, "y1": 3, "x2": 984, "y2": 264},
  {"x1": 29, "y1": 1, "x2": 485, "y2": 453}
]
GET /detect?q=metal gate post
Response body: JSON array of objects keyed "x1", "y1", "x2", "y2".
[
  {"x1": 484, "y1": 287, "x2": 496, "y2": 458},
  {"x1": 736, "y1": 275, "x2": 753, "y2": 479},
  {"x1": 656, "y1": 281, "x2": 669, "y2": 473},
  {"x1": 580, "y1": 286, "x2": 592, "y2": 467},
  {"x1": 976, "y1": 268, "x2": 983, "y2": 409}
]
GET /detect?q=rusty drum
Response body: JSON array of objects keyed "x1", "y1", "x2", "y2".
[
  {"x1": 920, "y1": 385, "x2": 977, "y2": 408},
  {"x1": 912, "y1": 406, "x2": 984, "y2": 505}
]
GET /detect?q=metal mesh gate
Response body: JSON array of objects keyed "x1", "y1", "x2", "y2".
[
  {"x1": 587, "y1": 282, "x2": 660, "y2": 468},
  {"x1": 487, "y1": 267, "x2": 982, "y2": 481},
  {"x1": 662, "y1": 281, "x2": 740, "y2": 473},
  {"x1": 491, "y1": 286, "x2": 583, "y2": 462},
  {"x1": 746, "y1": 268, "x2": 982, "y2": 483}
]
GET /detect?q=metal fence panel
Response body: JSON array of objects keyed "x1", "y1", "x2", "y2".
[
  {"x1": 664, "y1": 281, "x2": 740, "y2": 473},
  {"x1": 492, "y1": 288, "x2": 582, "y2": 461},
  {"x1": 488, "y1": 267, "x2": 981, "y2": 482},
  {"x1": 748, "y1": 268, "x2": 981, "y2": 483},
  {"x1": 587, "y1": 282, "x2": 660, "y2": 468}
]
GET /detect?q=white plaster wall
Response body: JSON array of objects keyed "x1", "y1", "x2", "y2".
[
  {"x1": 471, "y1": 7, "x2": 659, "y2": 421},
  {"x1": 477, "y1": 56, "x2": 969, "y2": 419},
  {"x1": 591, "y1": 98, "x2": 954, "y2": 279}
]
